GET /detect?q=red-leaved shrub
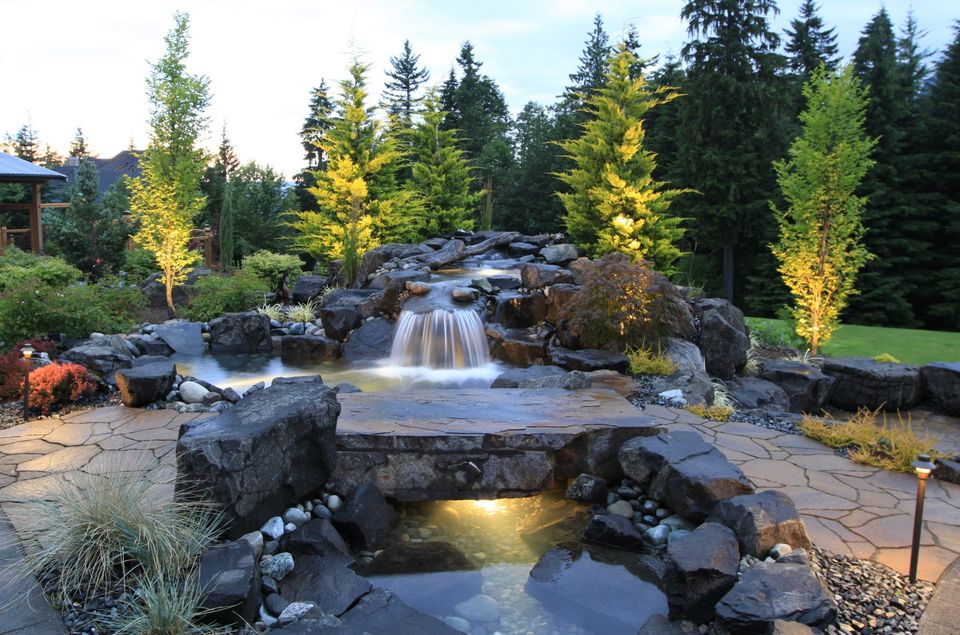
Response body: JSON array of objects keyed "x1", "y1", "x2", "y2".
[
  {"x1": 0, "y1": 339, "x2": 57, "y2": 402},
  {"x1": 28, "y1": 363, "x2": 97, "y2": 415}
]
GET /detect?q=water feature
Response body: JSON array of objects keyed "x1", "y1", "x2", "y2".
[
  {"x1": 389, "y1": 309, "x2": 491, "y2": 369},
  {"x1": 365, "y1": 494, "x2": 667, "y2": 634}
]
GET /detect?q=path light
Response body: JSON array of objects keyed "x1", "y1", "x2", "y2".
[
  {"x1": 909, "y1": 453, "x2": 936, "y2": 583},
  {"x1": 20, "y1": 344, "x2": 34, "y2": 421}
]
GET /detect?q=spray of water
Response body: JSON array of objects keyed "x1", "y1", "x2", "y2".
[{"x1": 389, "y1": 309, "x2": 491, "y2": 369}]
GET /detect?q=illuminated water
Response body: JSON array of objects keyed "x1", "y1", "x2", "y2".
[{"x1": 390, "y1": 309, "x2": 491, "y2": 369}]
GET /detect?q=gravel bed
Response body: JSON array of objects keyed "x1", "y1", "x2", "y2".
[{"x1": 0, "y1": 391, "x2": 120, "y2": 431}]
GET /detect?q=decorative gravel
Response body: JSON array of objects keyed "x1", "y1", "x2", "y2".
[{"x1": 0, "y1": 391, "x2": 119, "y2": 430}]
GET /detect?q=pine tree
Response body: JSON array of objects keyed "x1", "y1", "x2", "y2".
[
  {"x1": 406, "y1": 90, "x2": 479, "y2": 236},
  {"x1": 130, "y1": 12, "x2": 210, "y2": 316},
  {"x1": 219, "y1": 181, "x2": 235, "y2": 270},
  {"x1": 200, "y1": 125, "x2": 240, "y2": 261},
  {"x1": 296, "y1": 81, "x2": 335, "y2": 211},
  {"x1": 69, "y1": 128, "x2": 89, "y2": 159},
  {"x1": 772, "y1": 66, "x2": 876, "y2": 354},
  {"x1": 674, "y1": 0, "x2": 788, "y2": 306},
  {"x1": 231, "y1": 162, "x2": 298, "y2": 255},
  {"x1": 784, "y1": 0, "x2": 839, "y2": 80},
  {"x1": 8, "y1": 124, "x2": 39, "y2": 163},
  {"x1": 562, "y1": 14, "x2": 611, "y2": 113},
  {"x1": 558, "y1": 44, "x2": 686, "y2": 272},
  {"x1": 289, "y1": 59, "x2": 419, "y2": 285},
  {"x1": 382, "y1": 40, "x2": 430, "y2": 128}
]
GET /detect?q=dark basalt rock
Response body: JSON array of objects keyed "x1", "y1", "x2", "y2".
[
  {"x1": 759, "y1": 359, "x2": 835, "y2": 414},
  {"x1": 727, "y1": 377, "x2": 791, "y2": 411},
  {"x1": 582, "y1": 513, "x2": 646, "y2": 551},
  {"x1": 360, "y1": 541, "x2": 476, "y2": 576},
  {"x1": 487, "y1": 274, "x2": 521, "y2": 290},
  {"x1": 332, "y1": 483, "x2": 396, "y2": 550},
  {"x1": 321, "y1": 288, "x2": 382, "y2": 320},
  {"x1": 707, "y1": 490, "x2": 812, "y2": 558},
  {"x1": 154, "y1": 320, "x2": 205, "y2": 355},
  {"x1": 694, "y1": 298, "x2": 750, "y2": 379},
  {"x1": 208, "y1": 312, "x2": 272, "y2": 353},
  {"x1": 565, "y1": 473, "x2": 608, "y2": 503},
  {"x1": 320, "y1": 306, "x2": 363, "y2": 341},
  {"x1": 355, "y1": 243, "x2": 431, "y2": 286},
  {"x1": 401, "y1": 238, "x2": 467, "y2": 271},
  {"x1": 283, "y1": 519, "x2": 353, "y2": 563},
  {"x1": 539, "y1": 243, "x2": 580, "y2": 264},
  {"x1": 715, "y1": 562, "x2": 837, "y2": 633},
  {"x1": 291, "y1": 274, "x2": 330, "y2": 303},
  {"x1": 279, "y1": 554, "x2": 372, "y2": 616},
  {"x1": 491, "y1": 365, "x2": 568, "y2": 388},
  {"x1": 548, "y1": 346, "x2": 630, "y2": 374},
  {"x1": 176, "y1": 382, "x2": 340, "y2": 538},
  {"x1": 115, "y1": 361, "x2": 177, "y2": 407},
  {"x1": 128, "y1": 334, "x2": 175, "y2": 357},
  {"x1": 281, "y1": 335, "x2": 342, "y2": 362},
  {"x1": 491, "y1": 291, "x2": 547, "y2": 328},
  {"x1": 520, "y1": 263, "x2": 574, "y2": 289},
  {"x1": 665, "y1": 522, "x2": 740, "y2": 622},
  {"x1": 60, "y1": 344, "x2": 133, "y2": 376},
  {"x1": 342, "y1": 318, "x2": 394, "y2": 361},
  {"x1": 490, "y1": 329, "x2": 549, "y2": 367},
  {"x1": 508, "y1": 241, "x2": 541, "y2": 257},
  {"x1": 823, "y1": 357, "x2": 921, "y2": 411},
  {"x1": 920, "y1": 362, "x2": 960, "y2": 416},
  {"x1": 545, "y1": 283, "x2": 580, "y2": 325},
  {"x1": 650, "y1": 371, "x2": 715, "y2": 406},
  {"x1": 619, "y1": 431, "x2": 754, "y2": 521},
  {"x1": 337, "y1": 588, "x2": 459, "y2": 634},
  {"x1": 372, "y1": 270, "x2": 432, "y2": 314},
  {"x1": 196, "y1": 540, "x2": 259, "y2": 626}
]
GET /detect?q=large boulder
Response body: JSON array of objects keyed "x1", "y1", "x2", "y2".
[
  {"x1": 582, "y1": 514, "x2": 645, "y2": 551},
  {"x1": 342, "y1": 318, "x2": 394, "y2": 361},
  {"x1": 759, "y1": 359, "x2": 834, "y2": 414},
  {"x1": 663, "y1": 337, "x2": 706, "y2": 374},
  {"x1": 401, "y1": 238, "x2": 466, "y2": 271},
  {"x1": 520, "y1": 263, "x2": 574, "y2": 289},
  {"x1": 715, "y1": 562, "x2": 837, "y2": 633},
  {"x1": 319, "y1": 306, "x2": 363, "y2": 341},
  {"x1": 335, "y1": 588, "x2": 459, "y2": 634},
  {"x1": 154, "y1": 320, "x2": 205, "y2": 355},
  {"x1": 114, "y1": 361, "x2": 177, "y2": 407},
  {"x1": 619, "y1": 432, "x2": 754, "y2": 521},
  {"x1": 727, "y1": 377, "x2": 790, "y2": 411},
  {"x1": 491, "y1": 291, "x2": 547, "y2": 328},
  {"x1": 360, "y1": 541, "x2": 476, "y2": 576},
  {"x1": 196, "y1": 540, "x2": 259, "y2": 626},
  {"x1": 707, "y1": 490, "x2": 811, "y2": 558},
  {"x1": 665, "y1": 522, "x2": 740, "y2": 622},
  {"x1": 321, "y1": 288, "x2": 382, "y2": 320},
  {"x1": 280, "y1": 335, "x2": 342, "y2": 362},
  {"x1": 332, "y1": 483, "x2": 396, "y2": 550},
  {"x1": 291, "y1": 275, "x2": 330, "y2": 304},
  {"x1": 176, "y1": 382, "x2": 340, "y2": 537},
  {"x1": 920, "y1": 362, "x2": 960, "y2": 416},
  {"x1": 508, "y1": 241, "x2": 540, "y2": 257},
  {"x1": 545, "y1": 283, "x2": 580, "y2": 325},
  {"x1": 355, "y1": 243, "x2": 430, "y2": 286},
  {"x1": 60, "y1": 344, "x2": 133, "y2": 376},
  {"x1": 548, "y1": 346, "x2": 630, "y2": 374},
  {"x1": 489, "y1": 329, "x2": 548, "y2": 367},
  {"x1": 128, "y1": 334, "x2": 175, "y2": 357},
  {"x1": 539, "y1": 243, "x2": 579, "y2": 264},
  {"x1": 283, "y1": 518, "x2": 352, "y2": 562},
  {"x1": 822, "y1": 357, "x2": 921, "y2": 411},
  {"x1": 694, "y1": 298, "x2": 750, "y2": 379},
  {"x1": 279, "y1": 554, "x2": 372, "y2": 616},
  {"x1": 208, "y1": 312, "x2": 272, "y2": 354},
  {"x1": 370, "y1": 270, "x2": 431, "y2": 314},
  {"x1": 650, "y1": 370, "x2": 715, "y2": 406}
]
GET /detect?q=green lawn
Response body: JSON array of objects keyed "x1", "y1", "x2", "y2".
[{"x1": 747, "y1": 317, "x2": 960, "y2": 365}]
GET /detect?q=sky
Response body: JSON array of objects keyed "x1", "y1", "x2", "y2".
[{"x1": 1, "y1": 0, "x2": 955, "y2": 179}]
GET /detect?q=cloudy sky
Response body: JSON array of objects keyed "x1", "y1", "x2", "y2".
[{"x1": 2, "y1": 0, "x2": 955, "y2": 178}]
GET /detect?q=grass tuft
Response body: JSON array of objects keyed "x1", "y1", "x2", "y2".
[
  {"x1": 256, "y1": 302, "x2": 285, "y2": 322},
  {"x1": 109, "y1": 575, "x2": 215, "y2": 635},
  {"x1": 685, "y1": 403, "x2": 736, "y2": 421},
  {"x1": 625, "y1": 345, "x2": 677, "y2": 376},
  {"x1": 800, "y1": 408, "x2": 943, "y2": 473},
  {"x1": 872, "y1": 352, "x2": 901, "y2": 363},
  {"x1": 285, "y1": 301, "x2": 318, "y2": 324}
]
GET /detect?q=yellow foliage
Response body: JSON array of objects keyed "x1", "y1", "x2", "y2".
[
  {"x1": 625, "y1": 345, "x2": 677, "y2": 376},
  {"x1": 685, "y1": 404, "x2": 735, "y2": 421}
]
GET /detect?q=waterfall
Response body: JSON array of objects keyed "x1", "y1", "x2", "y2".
[{"x1": 389, "y1": 309, "x2": 491, "y2": 369}]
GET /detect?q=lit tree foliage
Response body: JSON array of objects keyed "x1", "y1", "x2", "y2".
[
  {"x1": 557, "y1": 44, "x2": 686, "y2": 272},
  {"x1": 772, "y1": 66, "x2": 876, "y2": 354},
  {"x1": 130, "y1": 12, "x2": 210, "y2": 316}
]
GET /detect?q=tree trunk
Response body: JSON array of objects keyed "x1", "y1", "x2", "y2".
[
  {"x1": 165, "y1": 273, "x2": 176, "y2": 319},
  {"x1": 722, "y1": 228, "x2": 735, "y2": 303}
]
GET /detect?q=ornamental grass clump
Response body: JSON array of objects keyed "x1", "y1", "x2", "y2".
[
  {"x1": 800, "y1": 408, "x2": 943, "y2": 473},
  {"x1": 625, "y1": 345, "x2": 677, "y2": 376},
  {"x1": 256, "y1": 302, "x2": 285, "y2": 322},
  {"x1": 9, "y1": 463, "x2": 222, "y2": 604},
  {"x1": 285, "y1": 301, "x2": 318, "y2": 323},
  {"x1": 109, "y1": 574, "x2": 214, "y2": 635}
]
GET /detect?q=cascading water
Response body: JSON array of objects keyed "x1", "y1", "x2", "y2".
[{"x1": 389, "y1": 309, "x2": 491, "y2": 369}]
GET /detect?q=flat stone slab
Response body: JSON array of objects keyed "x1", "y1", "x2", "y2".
[{"x1": 335, "y1": 389, "x2": 663, "y2": 500}]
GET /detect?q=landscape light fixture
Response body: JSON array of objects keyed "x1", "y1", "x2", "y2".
[
  {"x1": 909, "y1": 453, "x2": 936, "y2": 583},
  {"x1": 20, "y1": 344, "x2": 34, "y2": 421}
]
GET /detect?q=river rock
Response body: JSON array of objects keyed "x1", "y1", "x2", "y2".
[
  {"x1": 261, "y1": 552, "x2": 295, "y2": 581},
  {"x1": 487, "y1": 274, "x2": 521, "y2": 290},
  {"x1": 319, "y1": 306, "x2": 362, "y2": 341},
  {"x1": 197, "y1": 539, "x2": 260, "y2": 626},
  {"x1": 451, "y1": 287, "x2": 479, "y2": 303},
  {"x1": 209, "y1": 312, "x2": 272, "y2": 353},
  {"x1": 179, "y1": 380, "x2": 210, "y2": 405},
  {"x1": 176, "y1": 382, "x2": 340, "y2": 537},
  {"x1": 332, "y1": 483, "x2": 396, "y2": 550},
  {"x1": 715, "y1": 562, "x2": 837, "y2": 632},
  {"x1": 115, "y1": 361, "x2": 177, "y2": 407},
  {"x1": 342, "y1": 318, "x2": 394, "y2": 361},
  {"x1": 759, "y1": 359, "x2": 835, "y2": 414},
  {"x1": 491, "y1": 291, "x2": 548, "y2": 328},
  {"x1": 540, "y1": 243, "x2": 579, "y2": 264},
  {"x1": 619, "y1": 431, "x2": 754, "y2": 521},
  {"x1": 291, "y1": 275, "x2": 330, "y2": 304},
  {"x1": 521, "y1": 263, "x2": 574, "y2": 289},
  {"x1": 280, "y1": 335, "x2": 342, "y2": 361},
  {"x1": 823, "y1": 357, "x2": 921, "y2": 411},
  {"x1": 920, "y1": 362, "x2": 960, "y2": 415},
  {"x1": 665, "y1": 522, "x2": 740, "y2": 622},
  {"x1": 727, "y1": 377, "x2": 790, "y2": 411},
  {"x1": 454, "y1": 594, "x2": 500, "y2": 622},
  {"x1": 706, "y1": 490, "x2": 811, "y2": 558},
  {"x1": 694, "y1": 298, "x2": 749, "y2": 379},
  {"x1": 548, "y1": 346, "x2": 630, "y2": 373}
]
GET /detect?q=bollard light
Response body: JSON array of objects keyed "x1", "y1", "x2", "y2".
[
  {"x1": 20, "y1": 344, "x2": 34, "y2": 421},
  {"x1": 908, "y1": 453, "x2": 936, "y2": 583}
]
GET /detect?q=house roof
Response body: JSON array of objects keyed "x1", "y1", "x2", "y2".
[
  {"x1": 0, "y1": 152, "x2": 68, "y2": 183},
  {"x1": 52, "y1": 150, "x2": 142, "y2": 195}
]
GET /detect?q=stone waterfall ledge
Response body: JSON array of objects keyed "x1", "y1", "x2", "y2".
[{"x1": 334, "y1": 389, "x2": 664, "y2": 500}]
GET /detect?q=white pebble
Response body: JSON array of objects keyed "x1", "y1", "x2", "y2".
[
  {"x1": 260, "y1": 516, "x2": 284, "y2": 540},
  {"x1": 327, "y1": 494, "x2": 342, "y2": 512}
]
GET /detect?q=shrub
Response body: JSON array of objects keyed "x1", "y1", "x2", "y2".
[
  {"x1": 626, "y1": 345, "x2": 677, "y2": 376},
  {"x1": 181, "y1": 271, "x2": 268, "y2": 322},
  {"x1": 558, "y1": 253, "x2": 692, "y2": 351},
  {"x1": 28, "y1": 362, "x2": 97, "y2": 415},
  {"x1": 745, "y1": 317, "x2": 805, "y2": 350},
  {"x1": 800, "y1": 408, "x2": 942, "y2": 473},
  {"x1": 242, "y1": 250, "x2": 303, "y2": 295},
  {"x1": 0, "y1": 248, "x2": 81, "y2": 291},
  {"x1": 685, "y1": 404, "x2": 736, "y2": 421},
  {"x1": 121, "y1": 247, "x2": 158, "y2": 283},
  {"x1": 256, "y1": 303, "x2": 285, "y2": 322},
  {"x1": 10, "y1": 464, "x2": 223, "y2": 603},
  {"x1": 285, "y1": 301, "x2": 317, "y2": 324},
  {"x1": 0, "y1": 339, "x2": 58, "y2": 401},
  {"x1": 873, "y1": 353, "x2": 900, "y2": 363}
]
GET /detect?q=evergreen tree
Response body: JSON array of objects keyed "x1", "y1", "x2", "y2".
[
  {"x1": 561, "y1": 14, "x2": 611, "y2": 114},
  {"x1": 219, "y1": 181, "x2": 235, "y2": 270},
  {"x1": 772, "y1": 66, "x2": 876, "y2": 354},
  {"x1": 674, "y1": 0, "x2": 788, "y2": 306},
  {"x1": 784, "y1": 0, "x2": 839, "y2": 80},
  {"x1": 8, "y1": 124, "x2": 40, "y2": 163},
  {"x1": 406, "y1": 90, "x2": 479, "y2": 236},
  {"x1": 289, "y1": 59, "x2": 419, "y2": 284},
  {"x1": 296, "y1": 81, "x2": 335, "y2": 211},
  {"x1": 130, "y1": 11, "x2": 210, "y2": 316},
  {"x1": 382, "y1": 40, "x2": 430, "y2": 127},
  {"x1": 200, "y1": 125, "x2": 240, "y2": 262},
  {"x1": 558, "y1": 44, "x2": 686, "y2": 272},
  {"x1": 230, "y1": 162, "x2": 298, "y2": 256},
  {"x1": 69, "y1": 128, "x2": 89, "y2": 159}
]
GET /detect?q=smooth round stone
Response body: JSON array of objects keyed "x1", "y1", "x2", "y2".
[
  {"x1": 259, "y1": 605, "x2": 278, "y2": 627},
  {"x1": 605, "y1": 492, "x2": 620, "y2": 506},
  {"x1": 455, "y1": 594, "x2": 501, "y2": 622},
  {"x1": 265, "y1": 593, "x2": 289, "y2": 617},
  {"x1": 399, "y1": 534, "x2": 411, "y2": 543},
  {"x1": 327, "y1": 495, "x2": 343, "y2": 512},
  {"x1": 284, "y1": 522, "x2": 297, "y2": 534},
  {"x1": 606, "y1": 500, "x2": 635, "y2": 519},
  {"x1": 260, "y1": 517, "x2": 285, "y2": 541},
  {"x1": 263, "y1": 540, "x2": 279, "y2": 556},
  {"x1": 655, "y1": 507, "x2": 671, "y2": 519},
  {"x1": 643, "y1": 524, "x2": 671, "y2": 546},
  {"x1": 642, "y1": 500, "x2": 658, "y2": 514},
  {"x1": 418, "y1": 527, "x2": 432, "y2": 539},
  {"x1": 283, "y1": 507, "x2": 310, "y2": 526},
  {"x1": 444, "y1": 616, "x2": 471, "y2": 633},
  {"x1": 304, "y1": 501, "x2": 313, "y2": 512},
  {"x1": 769, "y1": 543, "x2": 793, "y2": 559},
  {"x1": 261, "y1": 552, "x2": 295, "y2": 581},
  {"x1": 312, "y1": 504, "x2": 332, "y2": 520},
  {"x1": 642, "y1": 514, "x2": 657, "y2": 525},
  {"x1": 179, "y1": 381, "x2": 210, "y2": 405},
  {"x1": 616, "y1": 486, "x2": 636, "y2": 498}
]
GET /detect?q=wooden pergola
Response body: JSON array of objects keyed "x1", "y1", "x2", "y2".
[{"x1": 0, "y1": 151, "x2": 68, "y2": 254}]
